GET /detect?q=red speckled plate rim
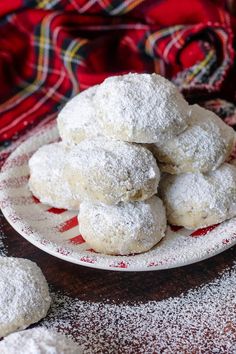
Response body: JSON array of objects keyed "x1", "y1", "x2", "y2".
[{"x1": 1, "y1": 121, "x2": 236, "y2": 272}]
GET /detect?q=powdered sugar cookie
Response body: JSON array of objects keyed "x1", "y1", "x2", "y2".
[
  {"x1": 79, "y1": 196, "x2": 166, "y2": 255},
  {"x1": 0, "y1": 257, "x2": 51, "y2": 338},
  {"x1": 29, "y1": 142, "x2": 80, "y2": 210},
  {"x1": 65, "y1": 137, "x2": 160, "y2": 205},
  {"x1": 94, "y1": 73, "x2": 189, "y2": 143},
  {"x1": 159, "y1": 163, "x2": 236, "y2": 229},
  {"x1": 57, "y1": 85, "x2": 101, "y2": 145},
  {"x1": 0, "y1": 328, "x2": 81, "y2": 353},
  {"x1": 152, "y1": 104, "x2": 235, "y2": 174}
]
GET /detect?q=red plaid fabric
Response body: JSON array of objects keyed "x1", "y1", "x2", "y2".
[{"x1": 0, "y1": 0, "x2": 236, "y2": 146}]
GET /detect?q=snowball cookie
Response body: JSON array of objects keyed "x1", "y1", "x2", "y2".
[
  {"x1": 0, "y1": 328, "x2": 81, "y2": 353},
  {"x1": 159, "y1": 163, "x2": 236, "y2": 229},
  {"x1": 29, "y1": 142, "x2": 80, "y2": 210},
  {"x1": 94, "y1": 73, "x2": 189, "y2": 143},
  {"x1": 0, "y1": 257, "x2": 51, "y2": 338},
  {"x1": 65, "y1": 137, "x2": 160, "y2": 205},
  {"x1": 57, "y1": 85, "x2": 101, "y2": 145},
  {"x1": 79, "y1": 196, "x2": 166, "y2": 255},
  {"x1": 151, "y1": 104, "x2": 235, "y2": 174}
]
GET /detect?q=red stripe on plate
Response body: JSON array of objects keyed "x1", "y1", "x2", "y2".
[
  {"x1": 170, "y1": 225, "x2": 183, "y2": 232},
  {"x1": 47, "y1": 207, "x2": 67, "y2": 214},
  {"x1": 86, "y1": 248, "x2": 97, "y2": 253},
  {"x1": 58, "y1": 216, "x2": 78, "y2": 232},
  {"x1": 190, "y1": 223, "x2": 220, "y2": 237},
  {"x1": 80, "y1": 256, "x2": 95, "y2": 264},
  {"x1": 223, "y1": 239, "x2": 230, "y2": 244},
  {"x1": 32, "y1": 196, "x2": 40, "y2": 204},
  {"x1": 148, "y1": 261, "x2": 159, "y2": 267},
  {"x1": 112, "y1": 261, "x2": 128, "y2": 268},
  {"x1": 69, "y1": 235, "x2": 85, "y2": 244}
]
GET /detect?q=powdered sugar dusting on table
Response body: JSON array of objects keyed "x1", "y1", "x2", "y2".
[
  {"x1": 0, "y1": 214, "x2": 7, "y2": 256},
  {"x1": 41, "y1": 261, "x2": 236, "y2": 353}
]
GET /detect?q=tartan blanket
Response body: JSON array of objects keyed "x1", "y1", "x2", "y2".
[{"x1": 0, "y1": 0, "x2": 236, "y2": 156}]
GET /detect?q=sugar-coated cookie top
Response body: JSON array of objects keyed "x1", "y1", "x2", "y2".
[
  {"x1": 0, "y1": 328, "x2": 81, "y2": 354},
  {"x1": 80, "y1": 196, "x2": 166, "y2": 240},
  {"x1": 29, "y1": 142, "x2": 68, "y2": 181},
  {"x1": 95, "y1": 73, "x2": 189, "y2": 143},
  {"x1": 0, "y1": 257, "x2": 51, "y2": 338},
  {"x1": 160, "y1": 163, "x2": 236, "y2": 217},
  {"x1": 79, "y1": 196, "x2": 166, "y2": 255},
  {"x1": 57, "y1": 85, "x2": 101, "y2": 144},
  {"x1": 68, "y1": 137, "x2": 159, "y2": 180},
  {"x1": 67, "y1": 136, "x2": 160, "y2": 204},
  {"x1": 28, "y1": 142, "x2": 74, "y2": 206},
  {"x1": 154, "y1": 104, "x2": 235, "y2": 173}
]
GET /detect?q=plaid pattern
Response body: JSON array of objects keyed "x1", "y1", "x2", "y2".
[{"x1": 0, "y1": 0, "x2": 236, "y2": 146}]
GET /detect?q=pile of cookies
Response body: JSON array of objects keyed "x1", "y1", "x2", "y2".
[{"x1": 29, "y1": 73, "x2": 236, "y2": 255}]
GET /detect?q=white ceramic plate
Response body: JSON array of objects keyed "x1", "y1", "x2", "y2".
[{"x1": 1, "y1": 121, "x2": 236, "y2": 271}]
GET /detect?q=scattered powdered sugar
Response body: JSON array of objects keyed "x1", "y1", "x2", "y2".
[
  {"x1": 153, "y1": 104, "x2": 235, "y2": 174},
  {"x1": 78, "y1": 196, "x2": 166, "y2": 255},
  {"x1": 66, "y1": 137, "x2": 160, "y2": 205},
  {"x1": 0, "y1": 328, "x2": 81, "y2": 354},
  {"x1": 57, "y1": 85, "x2": 101, "y2": 145},
  {"x1": 0, "y1": 214, "x2": 7, "y2": 256},
  {"x1": 95, "y1": 73, "x2": 189, "y2": 143},
  {"x1": 41, "y1": 262, "x2": 236, "y2": 353},
  {"x1": 0, "y1": 257, "x2": 51, "y2": 338}
]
